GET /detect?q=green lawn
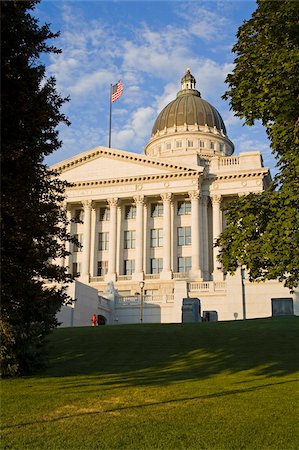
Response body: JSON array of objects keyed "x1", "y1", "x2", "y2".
[{"x1": 1, "y1": 317, "x2": 299, "y2": 449}]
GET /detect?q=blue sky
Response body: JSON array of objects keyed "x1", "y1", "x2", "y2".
[{"x1": 36, "y1": 1, "x2": 277, "y2": 175}]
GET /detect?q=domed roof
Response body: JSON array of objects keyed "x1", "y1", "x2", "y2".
[{"x1": 152, "y1": 69, "x2": 227, "y2": 136}]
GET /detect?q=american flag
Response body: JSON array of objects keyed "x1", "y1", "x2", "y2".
[{"x1": 111, "y1": 80, "x2": 123, "y2": 103}]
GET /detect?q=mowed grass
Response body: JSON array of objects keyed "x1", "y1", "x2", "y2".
[{"x1": 1, "y1": 317, "x2": 299, "y2": 450}]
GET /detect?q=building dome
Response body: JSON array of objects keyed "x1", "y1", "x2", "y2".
[
  {"x1": 144, "y1": 69, "x2": 234, "y2": 161},
  {"x1": 151, "y1": 91, "x2": 227, "y2": 136}
]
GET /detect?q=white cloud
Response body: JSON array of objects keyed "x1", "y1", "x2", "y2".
[{"x1": 176, "y1": 5, "x2": 231, "y2": 42}]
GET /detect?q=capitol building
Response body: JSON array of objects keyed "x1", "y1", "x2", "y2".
[{"x1": 53, "y1": 70, "x2": 298, "y2": 325}]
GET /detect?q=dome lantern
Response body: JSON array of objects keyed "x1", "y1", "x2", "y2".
[{"x1": 180, "y1": 68, "x2": 198, "y2": 92}]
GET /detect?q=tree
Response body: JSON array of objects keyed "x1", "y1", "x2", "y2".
[
  {"x1": 1, "y1": 0, "x2": 74, "y2": 376},
  {"x1": 217, "y1": 0, "x2": 299, "y2": 291}
]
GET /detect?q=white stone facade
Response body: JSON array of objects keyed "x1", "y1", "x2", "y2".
[{"x1": 52, "y1": 71, "x2": 298, "y2": 324}]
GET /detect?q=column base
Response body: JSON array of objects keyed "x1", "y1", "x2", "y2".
[
  {"x1": 132, "y1": 272, "x2": 144, "y2": 282},
  {"x1": 160, "y1": 270, "x2": 173, "y2": 280},
  {"x1": 105, "y1": 273, "x2": 117, "y2": 283},
  {"x1": 78, "y1": 274, "x2": 90, "y2": 284},
  {"x1": 189, "y1": 269, "x2": 203, "y2": 281},
  {"x1": 213, "y1": 270, "x2": 224, "y2": 281}
]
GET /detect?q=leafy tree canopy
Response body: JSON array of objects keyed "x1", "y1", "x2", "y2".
[
  {"x1": 218, "y1": 0, "x2": 299, "y2": 290},
  {"x1": 1, "y1": 0, "x2": 74, "y2": 376}
]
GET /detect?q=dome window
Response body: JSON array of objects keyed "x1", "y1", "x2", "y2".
[
  {"x1": 166, "y1": 142, "x2": 171, "y2": 150},
  {"x1": 200, "y1": 140, "x2": 205, "y2": 148},
  {"x1": 188, "y1": 140, "x2": 193, "y2": 148},
  {"x1": 176, "y1": 140, "x2": 182, "y2": 148},
  {"x1": 210, "y1": 142, "x2": 215, "y2": 150}
]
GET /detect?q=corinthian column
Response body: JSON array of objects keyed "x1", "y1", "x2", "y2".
[
  {"x1": 65, "y1": 203, "x2": 73, "y2": 274},
  {"x1": 211, "y1": 194, "x2": 223, "y2": 280},
  {"x1": 200, "y1": 194, "x2": 209, "y2": 280},
  {"x1": 81, "y1": 200, "x2": 92, "y2": 281},
  {"x1": 189, "y1": 190, "x2": 202, "y2": 280},
  {"x1": 160, "y1": 192, "x2": 172, "y2": 280},
  {"x1": 107, "y1": 198, "x2": 118, "y2": 281},
  {"x1": 132, "y1": 195, "x2": 144, "y2": 280}
]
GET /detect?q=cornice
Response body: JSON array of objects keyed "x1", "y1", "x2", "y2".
[
  {"x1": 207, "y1": 168, "x2": 269, "y2": 181},
  {"x1": 51, "y1": 146, "x2": 200, "y2": 174},
  {"x1": 67, "y1": 171, "x2": 202, "y2": 190}
]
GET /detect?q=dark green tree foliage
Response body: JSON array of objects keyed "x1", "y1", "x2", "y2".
[
  {"x1": 1, "y1": 0, "x2": 73, "y2": 376},
  {"x1": 217, "y1": 0, "x2": 299, "y2": 291}
]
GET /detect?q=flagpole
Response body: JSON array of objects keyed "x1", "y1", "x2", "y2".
[{"x1": 108, "y1": 83, "x2": 112, "y2": 148}]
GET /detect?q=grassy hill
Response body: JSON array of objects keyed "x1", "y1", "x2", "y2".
[{"x1": 2, "y1": 317, "x2": 299, "y2": 449}]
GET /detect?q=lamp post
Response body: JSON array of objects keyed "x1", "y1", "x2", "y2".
[{"x1": 139, "y1": 281, "x2": 145, "y2": 324}]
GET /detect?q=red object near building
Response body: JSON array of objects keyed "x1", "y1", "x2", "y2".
[{"x1": 91, "y1": 314, "x2": 97, "y2": 326}]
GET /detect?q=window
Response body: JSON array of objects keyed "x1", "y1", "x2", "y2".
[
  {"x1": 151, "y1": 203, "x2": 163, "y2": 217},
  {"x1": 99, "y1": 207, "x2": 110, "y2": 221},
  {"x1": 150, "y1": 229, "x2": 163, "y2": 247},
  {"x1": 210, "y1": 142, "x2": 215, "y2": 150},
  {"x1": 73, "y1": 209, "x2": 84, "y2": 223},
  {"x1": 150, "y1": 258, "x2": 163, "y2": 274},
  {"x1": 176, "y1": 140, "x2": 182, "y2": 148},
  {"x1": 98, "y1": 232, "x2": 109, "y2": 251},
  {"x1": 97, "y1": 261, "x2": 108, "y2": 276},
  {"x1": 178, "y1": 227, "x2": 191, "y2": 246},
  {"x1": 219, "y1": 143, "x2": 224, "y2": 153},
  {"x1": 166, "y1": 142, "x2": 171, "y2": 150},
  {"x1": 177, "y1": 200, "x2": 191, "y2": 215},
  {"x1": 124, "y1": 259, "x2": 135, "y2": 275},
  {"x1": 125, "y1": 204, "x2": 136, "y2": 219},
  {"x1": 178, "y1": 256, "x2": 191, "y2": 273},
  {"x1": 200, "y1": 140, "x2": 205, "y2": 148},
  {"x1": 124, "y1": 230, "x2": 136, "y2": 249},
  {"x1": 72, "y1": 262, "x2": 81, "y2": 277},
  {"x1": 188, "y1": 140, "x2": 193, "y2": 147},
  {"x1": 73, "y1": 234, "x2": 83, "y2": 252}
]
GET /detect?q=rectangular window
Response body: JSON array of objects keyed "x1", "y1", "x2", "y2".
[
  {"x1": 150, "y1": 258, "x2": 163, "y2": 274},
  {"x1": 99, "y1": 207, "x2": 110, "y2": 221},
  {"x1": 151, "y1": 203, "x2": 163, "y2": 217},
  {"x1": 124, "y1": 259, "x2": 135, "y2": 275},
  {"x1": 97, "y1": 261, "x2": 108, "y2": 276},
  {"x1": 177, "y1": 200, "x2": 191, "y2": 215},
  {"x1": 178, "y1": 256, "x2": 191, "y2": 273},
  {"x1": 176, "y1": 140, "x2": 182, "y2": 148},
  {"x1": 124, "y1": 230, "x2": 136, "y2": 249},
  {"x1": 188, "y1": 140, "x2": 193, "y2": 147},
  {"x1": 98, "y1": 232, "x2": 109, "y2": 251},
  {"x1": 73, "y1": 209, "x2": 84, "y2": 223},
  {"x1": 219, "y1": 143, "x2": 224, "y2": 152},
  {"x1": 72, "y1": 262, "x2": 81, "y2": 277},
  {"x1": 73, "y1": 234, "x2": 83, "y2": 252},
  {"x1": 210, "y1": 142, "x2": 215, "y2": 150},
  {"x1": 200, "y1": 140, "x2": 205, "y2": 148},
  {"x1": 150, "y1": 229, "x2": 163, "y2": 247},
  {"x1": 166, "y1": 142, "x2": 171, "y2": 150},
  {"x1": 177, "y1": 226, "x2": 191, "y2": 246},
  {"x1": 125, "y1": 205, "x2": 136, "y2": 219}
]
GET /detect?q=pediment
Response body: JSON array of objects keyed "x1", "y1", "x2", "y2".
[{"x1": 52, "y1": 146, "x2": 199, "y2": 183}]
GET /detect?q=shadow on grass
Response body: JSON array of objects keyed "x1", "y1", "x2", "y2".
[
  {"x1": 40, "y1": 317, "x2": 299, "y2": 386},
  {"x1": 3, "y1": 378, "x2": 298, "y2": 430}
]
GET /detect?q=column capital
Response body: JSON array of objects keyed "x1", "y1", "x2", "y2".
[
  {"x1": 188, "y1": 190, "x2": 200, "y2": 200},
  {"x1": 107, "y1": 197, "x2": 118, "y2": 207},
  {"x1": 82, "y1": 199, "x2": 93, "y2": 209},
  {"x1": 133, "y1": 195, "x2": 144, "y2": 206},
  {"x1": 211, "y1": 194, "x2": 221, "y2": 205},
  {"x1": 161, "y1": 192, "x2": 172, "y2": 203}
]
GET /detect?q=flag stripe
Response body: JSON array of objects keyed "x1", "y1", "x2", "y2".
[{"x1": 111, "y1": 80, "x2": 123, "y2": 103}]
